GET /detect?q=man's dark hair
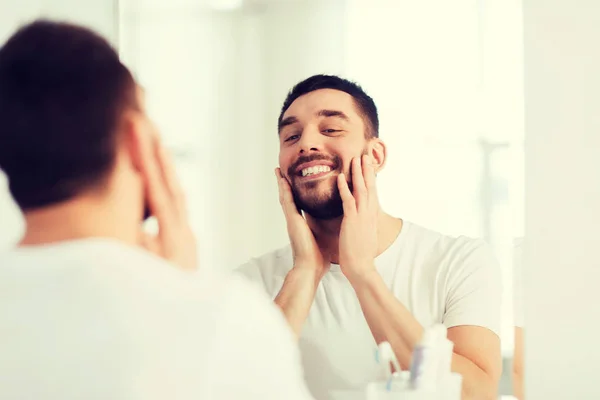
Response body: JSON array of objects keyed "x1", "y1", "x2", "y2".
[
  {"x1": 0, "y1": 19, "x2": 137, "y2": 211},
  {"x1": 278, "y1": 74, "x2": 379, "y2": 138}
]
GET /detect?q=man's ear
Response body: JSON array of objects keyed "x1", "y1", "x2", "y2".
[{"x1": 367, "y1": 138, "x2": 387, "y2": 174}]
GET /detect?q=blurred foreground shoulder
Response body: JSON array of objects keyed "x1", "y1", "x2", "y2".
[{"x1": 207, "y1": 273, "x2": 314, "y2": 400}]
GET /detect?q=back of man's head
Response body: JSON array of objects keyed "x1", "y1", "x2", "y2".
[{"x1": 0, "y1": 20, "x2": 137, "y2": 211}]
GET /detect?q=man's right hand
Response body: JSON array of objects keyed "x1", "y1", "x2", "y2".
[
  {"x1": 275, "y1": 168, "x2": 330, "y2": 281},
  {"x1": 273, "y1": 168, "x2": 329, "y2": 337},
  {"x1": 136, "y1": 126, "x2": 197, "y2": 271}
]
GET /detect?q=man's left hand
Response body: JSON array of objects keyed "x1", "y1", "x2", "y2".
[{"x1": 337, "y1": 155, "x2": 379, "y2": 283}]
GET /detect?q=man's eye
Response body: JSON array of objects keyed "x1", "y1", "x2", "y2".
[
  {"x1": 323, "y1": 129, "x2": 340, "y2": 134},
  {"x1": 285, "y1": 134, "x2": 299, "y2": 142}
]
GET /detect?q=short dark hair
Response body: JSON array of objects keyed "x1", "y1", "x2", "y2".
[
  {"x1": 0, "y1": 20, "x2": 137, "y2": 211},
  {"x1": 278, "y1": 74, "x2": 379, "y2": 138}
]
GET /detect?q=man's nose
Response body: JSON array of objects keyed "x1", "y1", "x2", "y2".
[{"x1": 297, "y1": 128, "x2": 324, "y2": 154}]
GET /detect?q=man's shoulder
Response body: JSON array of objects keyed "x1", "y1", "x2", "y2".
[
  {"x1": 0, "y1": 238, "x2": 229, "y2": 298},
  {"x1": 403, "y1": 221, "x2": 489, "y2": 255},
  {"x1": 236, "y1": 244, "x2": 293, "y2": 285},
  {"x1": 400, "y1": 221, "x2": 496, "y2": 276},
  {"x1": 0, "y1": 238, "x2": 161, "y2": 272}
]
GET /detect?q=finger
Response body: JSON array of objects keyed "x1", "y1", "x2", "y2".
[
  {"x1": 157, "y1": 144, "x2": 187, "y2": 218},
  {"x1": 137, "y1": 133, "x2": 175, "y2": 226},
  {"x1": 338, "y1": 173, "x2": 357, "y2": 216},
  {"x1": 363, "y1": 154, "x2": 379, "y2": 203},
  {"x1": 351, "y1": 157, "x2": 367, "y2": 209},
  {"x1": 275, "y1": 168, "x2": 302, "y2": 219}
]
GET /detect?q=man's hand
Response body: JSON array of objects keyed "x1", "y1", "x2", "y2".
[
  {"x1": 273, "y1": 168, "x2": 329, "y2": 337},
  {"x1": 337, "y1": 155, "x2": 379, "y2": 283},
  {"x1": 276, "y1": 168, "x2": 330, "y2": 279},
  {"x1": 137, "y1": 134, "x2": 197, "y2": 271}
]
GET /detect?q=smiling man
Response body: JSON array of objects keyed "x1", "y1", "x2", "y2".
[{"x1": 237, "y1": 75, "x2": 503, "y2": 400}]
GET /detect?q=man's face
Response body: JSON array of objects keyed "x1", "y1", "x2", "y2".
[{"x1": 278, "y1": 89, "x2": 371, "y2": 220}]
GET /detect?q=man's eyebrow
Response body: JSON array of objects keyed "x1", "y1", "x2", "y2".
[
  {"x1": 317, "y1": 109, "x2": 350, "y2": 121},
  {"x1": 278, "y1": 116, "x2": 299, "y2": 133}
]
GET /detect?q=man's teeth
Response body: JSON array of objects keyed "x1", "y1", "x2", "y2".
[{"x1": 301, "y1": 165, "x2": 332, "y2": 177}]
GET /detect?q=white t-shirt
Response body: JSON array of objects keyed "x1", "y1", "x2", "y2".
[
  {"x1": 0, "y1": 238, "x2": 314, "y2": 400},
  {"x1": 237, "y1": 221, "x2": 502, "y2": 400}
]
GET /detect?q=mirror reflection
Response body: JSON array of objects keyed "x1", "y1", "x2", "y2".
[
  {"x1": 0, "y1": 1, "x2": 525, "y2": 399},
  {"x1": 121, "y1": 1, "x2": 525, "y2": 398}
]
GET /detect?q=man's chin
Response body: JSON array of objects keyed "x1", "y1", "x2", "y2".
[
  {"x1": 293, "y1": 196, "x2": 344, "y2": 220},
  {"x1": 293, "y1": 181, "x2": 336, "y2": 197},
  {"x1": 305, "y1": 208, "x2": 344, "y2": 220}
]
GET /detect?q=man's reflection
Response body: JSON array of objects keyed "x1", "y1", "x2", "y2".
[{"x1": 237, "y1": 74, "x2": 503, "y2": 400}]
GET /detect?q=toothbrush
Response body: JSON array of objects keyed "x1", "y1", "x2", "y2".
[
  {"x1": 377, "y1": 341, "x2": 402, "y2": 391},
  {"x1": 378, "y1": 341, "x2": 402, "y2": 374}
]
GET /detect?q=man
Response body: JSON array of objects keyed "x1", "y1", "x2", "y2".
[
  {"x1": 238, "y1": 75, "x2": 503, "y2": 400},
  {"x1": 0, "y1": 20, "x2": 313, "y2": 400}
]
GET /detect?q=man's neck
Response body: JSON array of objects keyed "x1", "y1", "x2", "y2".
[
  {"x1": 305, "y1": 209, "x2": 403, "y2": 264},
  {"x1": 19, "y1": 196, "x2": 138, "y2": 248}
]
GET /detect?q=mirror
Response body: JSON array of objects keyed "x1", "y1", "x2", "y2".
[
  {"x1": 0, "y1": 0, "x2": 525, "y2": 398},
  {"x1": 119, "y1": 1, "x2": 525, "y2": 397}
]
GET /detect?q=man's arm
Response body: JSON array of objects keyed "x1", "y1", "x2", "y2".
[
  {"x1": 512, "y1": 239, "x2": 525, "y2": 398},
  {"x1": 273, "y1": 266, "x2": 320, "y2": 337},
  {"x1": 271, "y1": 168, "x2": 330, "y2": 337},
  {"x1": 513, "y1": 327, "x2": 524, "y2": 399},
  {"x1": 350, "y1": 270, "x2": 502, "y2": 400},
  {"x1": 336, "y1": 156, "x2": 502, "y2": 400},
  {"x1": 237, "y1": 255, "x2": 325, "y2": 341}
]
